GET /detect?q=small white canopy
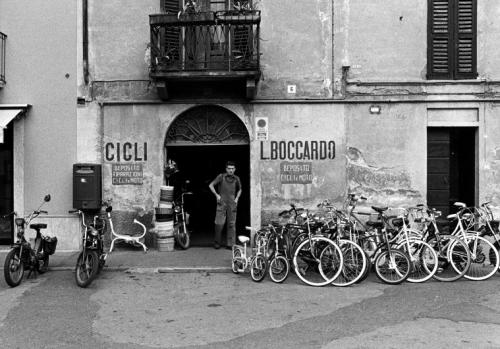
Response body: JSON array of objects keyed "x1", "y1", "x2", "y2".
[{"x1": 0, "y1": 105, "x2": 29, "y2": 143}]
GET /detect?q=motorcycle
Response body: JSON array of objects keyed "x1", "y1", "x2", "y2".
[
  {"x1": 173, "y1": 185, "x2": 193, "y2": 249},
  {"x1": 3, "y1": 194, "x2": 57, "y2": 287},
  {"x1": 69, "y1": 207, "x2": 107, "y2": 288}
]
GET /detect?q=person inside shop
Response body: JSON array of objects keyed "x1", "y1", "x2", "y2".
[{"x1": 208, "y1": 161, "x2": 242, "y2": 249}]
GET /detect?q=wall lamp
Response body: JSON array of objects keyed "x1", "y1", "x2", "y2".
[{"x1": 369, "y1": 105, "x2": 381, "y2": 114}]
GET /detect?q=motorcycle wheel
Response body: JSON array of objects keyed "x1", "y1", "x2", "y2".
[
  {"x1": 75, "y1": 250, "x2": 99, "y2": 288},
  {"x1": 37, "y1": 254, "x2": 49, "y2": 274},
  {"x1": 174, "y1": 224, "x2": 190, "y2": 250},
  {"x1": 4, "y1": 249, "x2": 25, "y2": 287}
]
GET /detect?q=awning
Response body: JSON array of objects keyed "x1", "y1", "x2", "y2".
[{"x1": 0, "y1": 106, "x2": 28, "y2": 143}]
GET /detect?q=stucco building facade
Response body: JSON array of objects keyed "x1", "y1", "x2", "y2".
[{"x1": 1, "y1": 0, "x2": 500, "y2": 250}]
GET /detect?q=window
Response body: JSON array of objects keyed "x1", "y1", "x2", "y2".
[{"x1": 427, "y1": 0, "x2": 477, "y2": 80}]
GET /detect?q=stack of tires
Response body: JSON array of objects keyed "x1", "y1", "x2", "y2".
[{"x1": 156, "y1": 185, "x2": 175, "y2": 252}]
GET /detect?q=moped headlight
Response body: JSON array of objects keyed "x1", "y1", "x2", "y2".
[
  {"x1": 89, "y1": 227, "x2": 98, "y2": 237},
  {"x1": 174, "y1": 206, "x2": 181, "y2": 213}
]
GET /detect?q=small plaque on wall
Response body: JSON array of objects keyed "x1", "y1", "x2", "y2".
[
  {"x1": 112, "y1": 163, "x2": 143, "y2": 185},
  {"x1": 280, "y1": 161, "x2": 313, "y2": 184}
]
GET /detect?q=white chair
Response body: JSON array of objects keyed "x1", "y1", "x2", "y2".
[{"x1": 107, "y1": 208, "x2": 148, "y2": 253}]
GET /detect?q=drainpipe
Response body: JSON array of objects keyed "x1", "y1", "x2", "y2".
[{"x1": 83, "y1": 0, "x2": 89, "y2": 85}]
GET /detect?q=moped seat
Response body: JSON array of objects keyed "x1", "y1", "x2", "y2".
[
  {"x1": 238, "y1": 235, "x2": 250, "y2": 244},
  {"x1": 30, "y1": 223, "x2": 47, "y2": 230},
  {"x1": 371, "y1": 206, "x2": 388, "y2": 213}
]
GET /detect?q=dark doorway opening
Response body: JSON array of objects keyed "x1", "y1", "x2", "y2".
[
  {"x1": 0, "y1": 123, "x2": 14, "y2": 244},
  {"x1": 166, "y1": 145, "x2": 250, "y2": 246},
  {"x1": 427, "y1": 127, "x2": 476, "y2": 216}
]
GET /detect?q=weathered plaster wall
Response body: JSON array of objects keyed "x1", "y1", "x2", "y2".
[
  {"x1": 333, "y1": 0, "x2": 426, "y2": 88},
  {"x1": 334, "y1": 0, "x2": 500, "y2": 92},
  {"x1": 87, "y1": 0, "x2": 333, "y2": 99},
  {"x1": 0, "y1": 0, "x2": 78, "y2": 249},
  {"x1": 100, "y1": 103, "x2": 344, "y2": 233},
  {"x1": 481, "y1": 103, "x2": 500, "y2": 205},
  {"x1": 345, "y1": 103, "x2": 427, "y2": 207}
]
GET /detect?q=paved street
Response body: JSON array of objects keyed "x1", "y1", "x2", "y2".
[{"x1": 0, "y1": 267, "x2": 500, "y2": 348}]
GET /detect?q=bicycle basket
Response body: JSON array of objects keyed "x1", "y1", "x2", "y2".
[{"x1": 43, "y1": 236, "x2": 58, "y2": 255}]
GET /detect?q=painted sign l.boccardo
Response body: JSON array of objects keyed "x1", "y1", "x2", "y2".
[{"x1": 260, "y1": 140, "x2": 335, "y2": 160}]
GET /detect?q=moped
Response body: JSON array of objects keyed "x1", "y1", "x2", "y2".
[
  {"x1": 3, "y1": 194, "x2": 57, "y2": 287},
  {"x1": 69, "y1": 208, "x2": 107, "y2": 287}
]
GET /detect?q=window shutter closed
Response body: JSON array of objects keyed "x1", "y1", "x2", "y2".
[
  {"x1": 428, "y1": 0, "x2": 477, "y2": 80},
  {"x1": 455, "y1": 0, "x2": 476, "y2": 78},
  {"x1": 428, "y1": 0, "x2": 452, "y2": 79},
  {"x1": 161, "y1": 0, "x2": 181, "y2": 67}
]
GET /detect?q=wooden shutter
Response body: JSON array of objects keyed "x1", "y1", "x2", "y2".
[
  {"x1": 161, "y1": 0, "x2": 182, "y2": 67},
  {"x1": 428, "y1": 0, "x2": 477, "y2": 80},
  {"x1": 455, "y1": 0, "x2": 477, "y2": 79},
  {"x1": 428, "y1": 0, "x2": 453, "y2": 79}
]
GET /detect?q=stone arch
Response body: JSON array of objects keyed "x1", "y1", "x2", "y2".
[{"x1": 165, "y1": 105, "x2": 249, "y2": 146}]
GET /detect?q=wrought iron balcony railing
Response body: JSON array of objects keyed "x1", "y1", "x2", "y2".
[
  {"x1": 0, "y1": 32, "x2": 6, "y2": 86},
  {"x1": 149, "y1": 10, "x2": 260, "y2": 75}
]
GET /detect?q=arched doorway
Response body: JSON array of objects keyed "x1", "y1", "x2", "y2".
[{"x1": 165, "y1": 105, "x2": 250, "y2": 247}]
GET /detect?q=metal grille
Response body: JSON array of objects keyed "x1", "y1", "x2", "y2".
[
  {"x1": 166, "y1": 105, "x2": 249, "y2": 145},
  {"x1": 0, "y1": 32, "x2": 6, "y2": 85},
  {"x1": 150, "y1": 11, "x2": 260, "y2": 73}
]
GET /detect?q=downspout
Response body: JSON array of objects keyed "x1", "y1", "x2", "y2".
[{"x1": 83, "y1": 0, "x2": 89, "y2": 85}]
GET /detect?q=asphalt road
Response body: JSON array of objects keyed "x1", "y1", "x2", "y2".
[{"x1": 0, "y1": 269, "x2": 500, "y2": 348}]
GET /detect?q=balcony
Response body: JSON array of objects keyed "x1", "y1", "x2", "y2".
[
  {"x1": 0, "y1": 32, "x2": 6, "y2": 87},
  {"x1": 149, "y1": 10, "x2": 261, "y2": 99}
]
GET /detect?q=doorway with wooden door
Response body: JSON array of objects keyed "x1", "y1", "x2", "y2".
[{"x1": 427, "y1": 127, "x2": 476, "y2": 216}]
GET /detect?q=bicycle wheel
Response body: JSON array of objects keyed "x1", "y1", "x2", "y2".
[
  {"x1": 428, "y1": 235, "x2": 471, "y2": 282},
  {"x1": 329, "y1": 239, "x2": 367, "y2": 287},
  {"x1": 268, "y1": 255, "x2": 290, "y2": 283},
  {"x1": 397, "y1": 240, "x2": 438, "y2": 283},
  {"x1": 461, "y1": 235, "x2": 499, "y2": 281},
  {"x1": 231, "y1": 248, "x2": 244, "y2": 274},
  {"x1": 374, "y1": 249, "x2": 411, "y2": 285},
  {"x1": 293, "y1": 236, "x2": 343, "y2": 287},
  {"x1": 250, "y1": 254, "x2": 267, "y2": 282}
]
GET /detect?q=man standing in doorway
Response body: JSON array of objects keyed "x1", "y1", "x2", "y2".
[{"x1": 209, "y1": 161, "x2": 242, "y2": 249}]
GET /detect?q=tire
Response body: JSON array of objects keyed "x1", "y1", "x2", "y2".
[
  {"x1": 428, "y1": 235, "x2": 471, "y2": 282},
  {"x1": 461, "y1": 235, "x2": 500, "y2": 281},
  {"x1": 396, "y1": 240, "x2": 438, "y2": 283},
  {"x1": 374, "y1": 249, "x2": 411, "y2": 285},
  {"x1": 4, "y1": 249, "x2": 25, "y2": 287},
  {"x1": 231, "y1": 248, "x2": 243, "y2": 274},
  {"x1": 268, "y1": 255, "x2": 290, "y2": 283},
  {"x1": 293, "y1": 236, "x2": 343, "y2": 287},
  {"x1": 356, "y1": 251, "x2": 372, "y2": 284},
  {"x1": 75, "y1": 250, "x2": 99, "y2": 288},
  {"x1": 37, "y1": 254, "x2": 49, "y2": 274},
  {"x1": 330, "y1": 240, "x2": 367, "y2": 287},
  {"x1": 250, "y1": 254, "x2": 267, "y2": 282},
  {"x1": 174, "y1": 224, "x2": 190, "y2": 250}
]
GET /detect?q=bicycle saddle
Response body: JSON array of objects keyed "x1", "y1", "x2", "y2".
[
  {"x1": 237, "y1": 235, "x2": 250, "y2": 244},
  {"x1": 371, "y1": 206, "x2": 388, "y2": 213},
  {"x1": 30, "y1": 223, "x2": 47, "y2": 230},
  {"x1": 391, "y1": 218, "x2": 409, "y2": 227},
  {"x1": 366, "y1": 221, "x2": 383, "y2": 228}
]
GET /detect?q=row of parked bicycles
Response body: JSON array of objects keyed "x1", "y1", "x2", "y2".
[{"x1": 231, "y1": 194, "x2": 500, "y2": 286}]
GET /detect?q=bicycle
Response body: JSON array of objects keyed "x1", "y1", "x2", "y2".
[
  {"x1": 411, "y1": 205, "x2": 472, "y2": 282},
  {"x1": 291, "y1": 209, "x2": 344, "y2": 287},
  {"x1": 232, "y1": 227, "x2": 268, "y2": 282},
  {"x1": 447, "y1": 202, "x2": 499, "y2": 281},
  {"x1": 266, "y1": 223, "x2": 291, "y2": 283}
]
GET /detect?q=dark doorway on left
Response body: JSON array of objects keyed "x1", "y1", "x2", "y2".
[{"x1": 0, "y1": 123, "x2": 14, "y2": 244}]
